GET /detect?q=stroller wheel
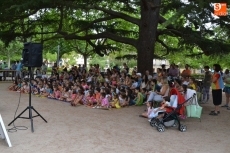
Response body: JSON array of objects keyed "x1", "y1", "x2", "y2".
[
  {"x1": 150, "y1": 118, "x2": 158, "y2": 127},
  {"x1": 179, "y1": 125, "x2": 187, "y2": 132},
  {"x1": 157, "y1": 124, "x2": 165, "y2": 132}
]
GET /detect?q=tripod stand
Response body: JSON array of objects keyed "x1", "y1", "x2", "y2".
[{"x1": 8, "y1": 67, "x2": 47, "y2": 132}]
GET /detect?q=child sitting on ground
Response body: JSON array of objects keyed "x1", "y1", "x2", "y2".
[
  {"x1": 134, "y1": 87, "x2": 144, "y2": 106},
  {"x1": 110, "y1": 94, "x2": 121, "y2": 109},
  {"x1": 59, "y1": 87, "x2": 70, "y2": 101},
  {"x1": 93, "y1": 87, "x2": 101, "y2": 108},
  {"x1": 66, "y1": 90, "x2": 77, "y2": 103},
  {"x1": 41, "y1": 84, "x2": 52, "y2": 97},
  {"x1": 139, "y1": 102, "x2": 154, "y2": 118},
  {"x1": 48, "y1": 86, "x2": 61, "y2": 99},
  {"x1": 71, "y1": 90, "x2": 84, "y2": 106},
  {"x1": 105, "y1": 88, "x2": 112, "y2": 103},
  {"x1": 86, "y1": 90, "x2": 96, "y2": 106},
  {"x1": 119, "y1": 92, "x2": 128, "y2": 107},
  {"x1": 141, "y1": 88, "x2": 147, "y2": 102},
  {"x1": 22, "y1": 81, "x2": 30, "y2": 94},
  {"x1": 8, "y1": 80, "x2": 18, "y2": 91},
  {"x1": 100, "y1": 92, "x2": 109, "y2": 108}
]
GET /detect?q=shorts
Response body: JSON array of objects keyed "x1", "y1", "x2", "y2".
[
  {"x1": 223, "y1": 86, "x2": 230, "y2": 94},
  {"x1": 212, "y1": 89, "x2": 222, "y2": 106}
]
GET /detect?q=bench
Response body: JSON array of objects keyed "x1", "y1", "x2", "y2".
[{"x1": 0, "y1": 70, "x2": 15, "y2": 81}]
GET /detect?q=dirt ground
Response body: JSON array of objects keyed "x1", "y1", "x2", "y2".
[{"x1": 0, "y1": 82, "x2": 229, "y2": 153}]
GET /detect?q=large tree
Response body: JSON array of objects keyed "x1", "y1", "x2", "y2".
[{"x1": 0, "y1": 0, "x2": 229, "y2": 73}]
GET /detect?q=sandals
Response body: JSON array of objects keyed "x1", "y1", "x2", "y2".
[
  {"x1": 209, "y1": 111, "x2": 218, "y2": 116},
  {"x1": 210, "y1": 110, "x2": 220, "y2": 114}
]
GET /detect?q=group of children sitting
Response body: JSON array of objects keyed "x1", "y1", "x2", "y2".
[
  {"x1": 8, "y1": 76, "x2": 146, "y2": 109},
  {"x1": 7, "y1": 65, "x2": 199, "y2": 120}
]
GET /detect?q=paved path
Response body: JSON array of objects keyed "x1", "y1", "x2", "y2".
[{"x1": 0, "y1": 82, "x2": 229, "y2": 153}]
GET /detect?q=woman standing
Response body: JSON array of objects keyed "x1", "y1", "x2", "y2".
[
  {"x1": 209, "y1": 64, "x2": 224, "y2": 116},
  {"x1": 221, "y1": 69, "x2": 230, "y2": 109}
]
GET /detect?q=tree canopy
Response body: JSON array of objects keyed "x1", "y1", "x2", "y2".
[{"x1": 0, "y1": 0, "x2": 229, "y2": 72}]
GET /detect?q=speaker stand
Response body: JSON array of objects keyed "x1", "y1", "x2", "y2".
[{"x1": 8, "y1": 67, "x2": 47, "y2": 132}]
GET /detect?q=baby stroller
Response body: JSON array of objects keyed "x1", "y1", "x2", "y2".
[{"x1": 150, "y1": 93, "x2": 195, "y2": 132}]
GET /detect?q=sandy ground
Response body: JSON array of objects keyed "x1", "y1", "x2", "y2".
[{"x1": 0, "y1": 82, "x2": 229, "y2": 153}]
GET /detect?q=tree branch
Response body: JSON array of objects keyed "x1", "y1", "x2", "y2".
[
  {"x1": 92, "y1": 6, "x2": 140, "y2": 26},
  {"x1": 75, "y1": 16, "x2": 118, "y2": 33},
  {"x1": 156, "y1": 37, "x2": 170, "y2": 56},
  {"x1": 185, "y1": 53, "x2": 204, "y2": 57},
  {"x1": 58, "y1": 3, "x2": 140, "y2": 25},
  {"x1": 61, "y1": 31, "x2": 138, "y2": 48},
  {"x1": 158, "y1": 16, "x2": 184, "y2": 37}
]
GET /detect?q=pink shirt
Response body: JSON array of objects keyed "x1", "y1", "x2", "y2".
[
  {"x1": 101, "y1": 98, "x2": 109, "y2": 107},
  {"x1": 112, "y1": 80, "x2": 117, "y2": 85},
  {"x1": 71, "y1": 94, "x2": 77, "y2": 100},
  {"x1": 82, "y1": 84, "x2": 89, "y2": 90},
  {"x1": 87, "y1": 96, "x2": 95, "y2": 102},
  {"x1": 54, "y1": 90, "x2": 61, "y2": 99}
]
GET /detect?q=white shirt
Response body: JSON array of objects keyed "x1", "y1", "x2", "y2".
[{"x1": 131, "y1": 82, "x2": 138, "y2": 88}]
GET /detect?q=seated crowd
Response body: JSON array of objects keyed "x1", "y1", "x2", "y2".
[{"x1": 7, "y1": 63, "x2": 203, "y2": 113}]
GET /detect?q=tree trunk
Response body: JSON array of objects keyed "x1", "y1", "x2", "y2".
[
  {"x1": 7, "y1": 48, "x2": 11, "y2": 68},
  {"x1": 7, "y1": 56, "x2": 10, "y2": 68},
  {"x1": 83, "y1": 54, "x2": 88, "y2": 69},
  {"x1": 137, "y1": 0, "x2": 161, "y2": 74}
]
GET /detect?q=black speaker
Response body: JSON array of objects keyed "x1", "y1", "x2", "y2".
[{"x1": 22, "y1": 42, "x2": 43, "y2": 67}]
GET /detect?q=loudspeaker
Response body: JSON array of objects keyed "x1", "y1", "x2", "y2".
[{"x1": 22, "y1": 42, "x2": 43, "y2": 67}]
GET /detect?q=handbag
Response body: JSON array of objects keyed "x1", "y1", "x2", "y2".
[{"x1": 186, "y1": 95, "x2": 203, "y2": 118}]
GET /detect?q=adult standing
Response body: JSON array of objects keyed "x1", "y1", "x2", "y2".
[
  {"x1": 161, "y1": 64, "x2": 167, "y2": 75},
  {"x1": 168, "y1": 63, "x2": 179, "y2": 79},
  {"x1": 209, "y1": 64, "x2": 224, "y2": 116},
  {"x1": 11, "y1": 61, "x2": 17, "y2": 79},
  {"x1": 223, "y1": 69, "x2": 230, "y2": 80},
  {"x1": 41, "y1": 62, "x2": 47, "y2": 75},
  {"x1": 221, "y1": 69, "x2": 230, "y2": 109},
  {"x1": 123, "y1": 63, "x2": 129, "y2": 74},
  {"x1": 181, "y1": 64, "x2": 192, "y2": 78},
  {"x1": 202, "y1": 66, "x2": 212, "y2": 103},
  {"x1": 15, "y1": 61, "x2": 23, "y2": 79}
]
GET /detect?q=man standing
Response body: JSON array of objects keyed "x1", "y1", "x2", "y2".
[
  {"x1": 168, "y1": 63, "x2": 179, "y2": 78},
  {"x1": 181, "y1": 64, "x2": 192, "y2": 78},
  {"x1": 41, "y1": 62, "x2": 47, "y2": 75},
  {"x1": 15, "y1": 61, "x2": 23, "y2": 79},
  {"x1": 202, "y1": 66, "x2": 212, "y2": 103},
  {"x1": 123, "y1": 63, "x2": 129, "y2": 74}
]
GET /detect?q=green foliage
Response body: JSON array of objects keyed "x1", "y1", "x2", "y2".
[
  {"x1": 0, "y1": 0, "x2": 229, "y2": 72},
  {"x1": 44, "y1": 52, "x2": 57, "y2": 62},
  {"x1": 0, "y1": 40, "x2": 22, "y2": 62}
]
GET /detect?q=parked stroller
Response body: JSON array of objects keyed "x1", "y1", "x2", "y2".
[{"x1": 150, "y1": 94, "x2": 195, "y2": 132}]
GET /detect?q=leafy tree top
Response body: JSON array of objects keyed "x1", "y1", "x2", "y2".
[{"x1": 0, "y1": 0, "x2": 229, "y2": 57}]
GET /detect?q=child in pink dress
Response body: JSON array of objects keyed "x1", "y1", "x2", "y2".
[
  {"x1": 86, "y1": 90, "x2": 96, "y2": 106},
  {"x1": 59, "y1": 87, "x2": 70, "y2": 101},
  {"x1": 100, "y1": 92, "x2": 109, "y2": 108},
  {"x1": 48, "y1": 86, "x2": 61, "y2": 99},
  {"x1": 66, "y1": 90, "x2": 77, "y2": 103},
  {"x1": 71, "y1": 90, "x2": 84, "y2": 106}
]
